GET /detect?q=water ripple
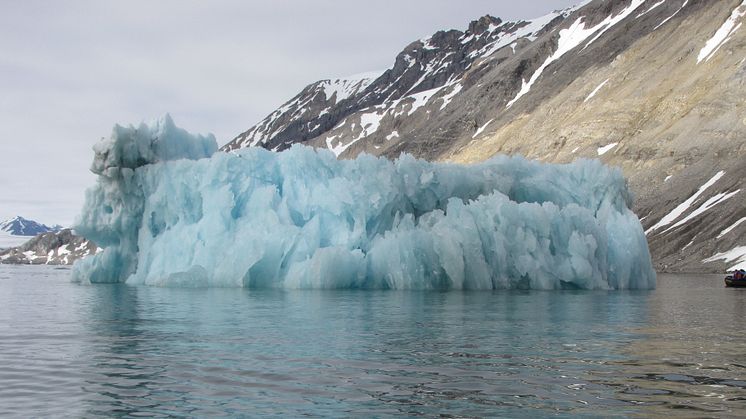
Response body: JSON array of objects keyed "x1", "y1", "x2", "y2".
[{"x1": 0, "y1": 266, "x2": 745, "y2": 417}]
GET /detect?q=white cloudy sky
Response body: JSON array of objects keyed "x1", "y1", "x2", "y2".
[{"x1": 0, "y1": 0, "x2": 580, "y2": 226}]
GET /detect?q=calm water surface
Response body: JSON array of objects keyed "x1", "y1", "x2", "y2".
[{"x1": 0, "y1": 265, "x2": 744, "y2": 417}]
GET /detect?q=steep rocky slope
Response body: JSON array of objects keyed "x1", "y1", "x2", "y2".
[{"x1": 226, "y1": 0, "x2": 746, "y2": 273}]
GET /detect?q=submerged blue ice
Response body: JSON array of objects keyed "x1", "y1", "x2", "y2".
[{"x1": 72, "y1": 116, "x2": 655, "y2": 289}]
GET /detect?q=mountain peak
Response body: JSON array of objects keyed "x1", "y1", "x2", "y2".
[
  {"x1": 467, "y1": 15, "x2": 503, "y2": 35},
  {"x1": 0, "y1": 216, "x2": 61, "y2": 236}
]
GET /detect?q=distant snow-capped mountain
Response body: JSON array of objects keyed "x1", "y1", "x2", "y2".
[
  {"x1": 0, "y1": 216, "x2": 61, "y2": 236},
  {"x1": 224, "y1": 0, "x2": 746, "y2": 273}
]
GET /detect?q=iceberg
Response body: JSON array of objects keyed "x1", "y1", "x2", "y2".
[{"x1": 72, "y1": 116, "x2": 656, "y2": 289}]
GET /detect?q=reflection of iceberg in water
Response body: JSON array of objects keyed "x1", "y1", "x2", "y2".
[{"x1": 72, "y1": 116, "x2": 655, "y2": 289}]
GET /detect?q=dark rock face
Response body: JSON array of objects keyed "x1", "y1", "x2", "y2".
[
  {"x1": 225, "y1": 0, "x2": 746, "y2": 273},
  {"x1": 0, "y1": 229, "x2": 97, "y2": 265},
  {"x1": 0, "y1": 216, "x2": 60, "y2": 236}
]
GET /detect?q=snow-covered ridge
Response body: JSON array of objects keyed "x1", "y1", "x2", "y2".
[
  {"x1": 320, "y1": 73, "x2": 381, "y2": 103},
  {"x1": 231, "y1": 72, "x2": 380, "y2": 150},
  {"x1": 466, "y1": 10, "x2": 567, "y2": 61},
  {"x1": 224, "y1": 5, "x2": 584, "y2": 155}
]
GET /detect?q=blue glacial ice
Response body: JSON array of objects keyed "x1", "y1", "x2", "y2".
[{"x1": 72, "y1": 116, "x2": 656, "y2": 289}]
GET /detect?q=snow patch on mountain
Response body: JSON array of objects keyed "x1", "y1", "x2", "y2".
[
  {"x1": 717, "y1": 216, "x2": 746, "y2": 239},
  {"x1": 585, "y1": 79, "x2": 609, "y2": 102},
  {"x1": 597, "y1": 142, "x2": 618, "y2": 155},
  {"x1": 440, "y1": 83, "x2": 463, "y2": 110},
  {"x1": 473, "y1": 119, "x2": 494, "y2": 138},
  {"x1": 583, "y1": 0, "x2": 646, "y2": 49},
  {"x1": 661, "y1": 189, "x2": 740, "y2": 234},
  {"x1": 337, "y1": 70, "x2": 385, "y2": 81},
  {"x1": 325, "y1": 107, "x2": 387, "y2": 157},
  {"x1": 472, "y1": 11, "x2": 563, "y2": 60},
  {"x1": 320, "y1": 71, "x2": 382, "y2": 102},
  {"x1": 697, "y1": 0, "x2": 746, "y2": 63},
  {"x1": 654, "y1": 0, "x2": 688, "y2": 31},
  {"x1": 507, "y1": 1, "x2": 645, "y2": 109},
  {"x1": 646, "y1": 171, "x2": 725, "y2": 234},
  {"x1": 407, "y1": 87, "x2": 440, "y2": 116},
  {"x1": 636, "y1": 0, "x2": 667, "y2": 19},
  {"x1": 704, "y1": 246, "x2": 746, "y2": 271}
]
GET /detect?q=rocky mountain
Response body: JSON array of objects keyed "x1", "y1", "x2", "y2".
[
  {"x1": 224, "y1": 0, "x2": 746, "y2": 273},
  {"x1": 0, "y1": 229, "x2": 97, "y2": 265},
  {"x1": 223, "y1": 9, "x2": 573, "y2": 155},
  {"x1": 0, "y1": 216, "x2": 61, "y2": 236}
]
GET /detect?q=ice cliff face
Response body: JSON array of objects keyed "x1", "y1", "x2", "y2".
[
  {"x1": 225, "y1": 0, "x2": 746, "y2": 273},
  {"x1": 73, "y1": 115, "x2": 217, "y2": 282},
  {"x1": 72, "y1": 117, "x2": 655, "y2": 289}
]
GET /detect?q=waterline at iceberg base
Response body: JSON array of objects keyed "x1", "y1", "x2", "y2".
[{"x1": 72, "y1": 116, "x2": 655, "y2": 289}]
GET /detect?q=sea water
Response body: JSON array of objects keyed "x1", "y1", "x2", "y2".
[{"x1": 0, "y1": 265, "x2": 743, "y2": 417}]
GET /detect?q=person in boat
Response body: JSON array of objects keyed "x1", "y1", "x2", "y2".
[{"x1": 734, "y1": 269, "x2": 746, "y2": 280}]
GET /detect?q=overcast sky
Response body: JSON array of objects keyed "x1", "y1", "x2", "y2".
[{"x1": 0, "y1": 0, "x2": 580, "y2": 226}]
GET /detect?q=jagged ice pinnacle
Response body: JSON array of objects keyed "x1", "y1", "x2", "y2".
[{"x1": 72, "y1": 116, "x2": 655, "y2": 289}]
